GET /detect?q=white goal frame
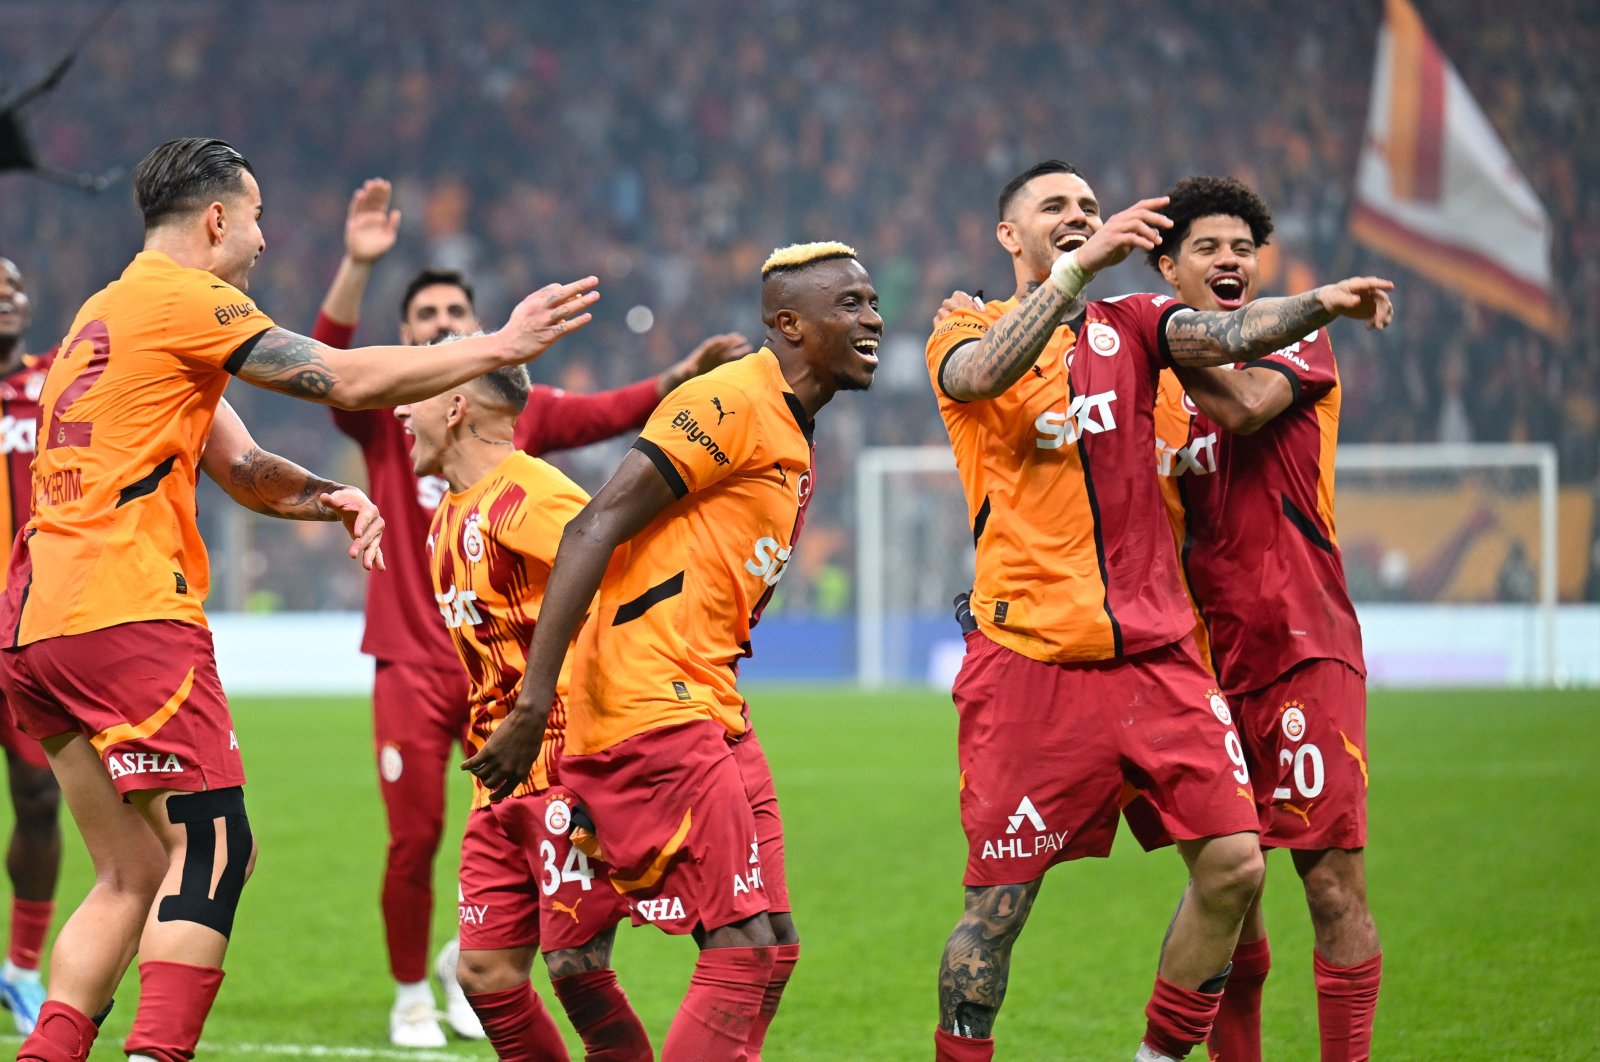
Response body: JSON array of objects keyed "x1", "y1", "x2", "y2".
[{"x1": 855, "y1": 442, "x2": 1559, "y2": 687}]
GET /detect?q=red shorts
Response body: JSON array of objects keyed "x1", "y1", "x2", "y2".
[
  {"x1": 1233, "y1": 658, "x2": 1368, "y2": 850},
  {"x1": 372, "y1": 658, "x2": 471, "y2": 786},
  {"x1": 457, "y1": 786, "x2": 630, "y2": 954},
  {"x1": 0, "y1": 620, "x2": 244, "y2": 797},
  {"x1": 729, "y1": 725, "x2": 789, "y2": 914},
  {"x1": 953, "y1": 631, "x2": 1258, "y2": 886},
  {"x1": 0, "y1": 690, "x2": 48, "y2": 769},
  {"x1": 562, "y1": 719, "x2": 767, "y2": 935}
]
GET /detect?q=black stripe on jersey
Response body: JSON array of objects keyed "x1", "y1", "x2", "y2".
[
  {"x1": 631, "y1": 439, "x2": 688, "y2": 499},
  {"x1": 612, "y1": 570, "x2": 685, "y2": 626},
  {"x1": 1072, "y1": 388, "x2": 1124, "y2": 657},
  {"x1": 1154, "y1": 302, "x2": 1194, "y2": 369},
  {"x1": 224, "y1": 328, "x2": 271, "y2": 375},
  {"x1": 782, "y1": 392, "x2": 815, "y2": 445},
  {"x1": 936, "y1": 338, "x2": 980, "y2": 402},
  {"x1": 972, "y1": 496, "x2": 991, "y2": 546},
  {"x1": 1250, "y1": 359, "x2": 1303, "y2": 401},
  {"x1": 1281, "y1": 493, "x2": 1335, "y2": 553},
  {"x1": 116, "y1": 455, "x2": 178, "y2": 507}
]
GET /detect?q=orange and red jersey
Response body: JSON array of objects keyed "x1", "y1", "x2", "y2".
[
  {"x1": 927, "y1": 292, "x2": 1193, "y2": 663},
  {"x1": 2, "y1": 251, "x2": 274, "y2": 645},
  {"x1": 0, "y1": 349, "x2": 54, "y2": 590},
  {"x1": 566, "y1": 348, "x2": 815, "y2": 755},
  {"x1": 1153, "y1": 330, "x2": 1365, "y2": 696},
  {"x1": 428, "y1": 451, "x2": 589, "y2": 807}
]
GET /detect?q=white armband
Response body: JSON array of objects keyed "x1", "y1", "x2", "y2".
[{"x1": 1049, "y1": 250, "x2": 1092, "y2": 317}]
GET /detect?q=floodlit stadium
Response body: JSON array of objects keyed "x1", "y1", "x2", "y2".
[{"x1": 1, "y1": 1, "x2": 1596, "y2": 1058}]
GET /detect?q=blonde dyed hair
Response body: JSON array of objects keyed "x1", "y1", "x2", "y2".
[{"x1": 761, "y1": 241, "x2": 858, "y2": 276}]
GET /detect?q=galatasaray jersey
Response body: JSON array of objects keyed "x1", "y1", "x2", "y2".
[
  {"x1": 1153, "y1": 329, "x2": 1365, "y2": 696},
  {"x1": 3, "y1": 251, "x2": 274, "y2": 645},
  {"x1": 0, "y1": 350, "x2": 53, "y2": 589},
  {"x1": 927, "y1": 292, "x2": 1193, "y2": 663},
  {"x1": 566, "y1": 348, "x2": 814, "y2": 755},
  {"x1": 428, "y1": 452, "x2": 589, "y2": 807}
]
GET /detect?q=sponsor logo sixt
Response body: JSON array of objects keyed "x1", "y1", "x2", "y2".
[{"x1": 671, "y1": 409, "x2": 731, "y2": 466}]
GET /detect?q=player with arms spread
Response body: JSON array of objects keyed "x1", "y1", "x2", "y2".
[
  {"x1": 0, "y1": 137, "x2": 597, "y2": 1062},
  {"x1": 466, "y1": 242, "x2": 881, "y2": 1059},
  {"x1": 926, "y1": 160, "x2": 1392, "y2": 1062},
  {"x1": 395, "y1": 360, "x2": 649, "y2": 1060},
  {"x1": 1149, "y1": 176, "x2": 1381, "y2": 1062},
  {"x1": 311, "y1": 179, "x2": 748, "y2": 1046}
]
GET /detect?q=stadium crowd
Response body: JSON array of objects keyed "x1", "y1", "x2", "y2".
[{"x1": 4, "y1": 0, "x2": 1597, "y2": 609}]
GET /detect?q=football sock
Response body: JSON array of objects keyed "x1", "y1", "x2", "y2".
[
  {"x1": 8, "y1": 898, "x2": 55, "y2": 969},
  {"x1": 1207, "y1": 936, "x2": 1270, "y2": 1061},
  {"x1": 465, "y1": 982, "x2": 568, "y2": 1061},
  {"x1": 382, "y1": 877, "x2": 432, "y2": 984},
  {"x1": 1143, "y1": 974, "x2": 1224, "y2": 1060},
  {"x1": 17, "y1": 1001, "x2": 98, "y2": 1062},
  {"x1": 934, "y1": 1026, "x2": 996, "y2": 1061},
  {"x1": 662, "y1": 945, "x2": 774, "y2": 1061},
  {"x1": 1313, "y1": 951, "x2": 1382, "y2": 1061},
  {"x1": 746, "y1": 941, "x2": 800, "y2": 1057},
  {"x1": 551, "y1": 968, "x2": 651, "y2": 1061},
  {"x1": 123, "y1": 961, "x2": 224, "y2": 1062}
]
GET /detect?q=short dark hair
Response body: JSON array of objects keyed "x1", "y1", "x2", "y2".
[
  {"x1": 998, "y1": 159, "x2": 1083, "y2": 220},
  {"x1": 401, "y1": 268, "x2": 476, "y2": 320},
  {"x1": 131, "y1": 138, "x2": 255, "y2": 230},
  {"x1": 424, "y1": 332, "x2": 529, "y2": 413},
  {"x1": 1147, "y1": 176, "x2": 1274, "y2": 272}
]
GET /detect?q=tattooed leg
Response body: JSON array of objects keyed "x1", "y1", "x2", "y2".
[
  {"x1": 938, "y1": 879, "x2": 1044, "y2": 1037},
  {"x1": 543, "y1": 925, "x2": 617, "y2": 981}
]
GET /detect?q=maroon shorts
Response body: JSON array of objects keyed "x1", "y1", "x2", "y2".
[
  {"x1": 0, "y1": 620, "x2": 244, "y2": 797},
  {"x1": 562, "y1": 719, "x2": 767, "y2": 935},
  {"x1": 0, "y1": 690, "x2": 48, "y2": 770},
  {"x1": 953, "y1": 631, "x2": 1258, "y2": 887},
  {"x1": 372, "y1": 658, "x2": 471, "y2": 787},
  {"x1": 1233, "y1": 658, "x2": 1369, "y2": 850},
  {"x1": 458, "y1": 786, "x2": 630, "y2": 954},
  {"x1": 729, "y1": 725, "x2": 789, "y2": 914}
]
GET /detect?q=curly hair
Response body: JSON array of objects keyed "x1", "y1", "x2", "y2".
[{"x1": 1146, "y1": 175, "x2": 1274, "y2": 272}]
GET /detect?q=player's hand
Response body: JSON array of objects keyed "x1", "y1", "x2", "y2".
[
  {"x1": 461, "y1": 702, "x2": 547, "y2": 801},
  {"x1": 1075, "y1": 196, "x2": 1172, "y2": 275},
  {"x1": 322, "y1": 487, "x2": 386, "y2": 571},
  {"x1": 344, "y1": 179, "x2": 401, "y2": 265},
  {"x1": 1317, "y1": 277, "x2": 1395, "y2": 330},
  {"x1": 659, "y1": 332, "x2": 752, "y2": 395},
  {"x1": 933, "y1": 291, "x2": 985, "y2": 328},
  {"x1": 500, "y1": 278, "x2": 601, "y2": 363}
]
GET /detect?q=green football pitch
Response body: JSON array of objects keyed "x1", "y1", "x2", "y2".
[{"x1": 2, "y1": 686, "x2": 1597, "y2": 1060}]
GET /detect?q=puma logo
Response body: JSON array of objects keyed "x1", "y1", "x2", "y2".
[
  {"x1": 1281, "y1": 802, "x2": 1313, "y2": 827},
  {"x1": 1030, "y1": 364, "x2": 1044, "y2": 378},
  {"x1": 773, "y1": 462, "x2": 787, "y2": 486},
  {"x1": 550, "y1": 897, "x2": 583, "y2": 924},
  {"x1": 711, "y1": 397, "x2": 734, "y2": 424}
]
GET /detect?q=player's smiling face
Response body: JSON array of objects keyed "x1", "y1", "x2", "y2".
[
  {"x1": 807, "y1": 259, "x2": 882, "y2": 393},
  {"x1": 217, "y1": 171, "x2": 266, "y2": 291},
  {"x1": 1161, "y1": 214, "x2": 1259, "y2": 312},
  {"x1": 394, "y1": 391, "x2": 456, "y2": 477},
  {"x1": 403, "y1": 285, "x2": 479, "y2": 346},
  {"x1": 1002, "y1": 172, "x2": 1101, "y2": 281},
  {"x1": 0, "y1": 259, "x2": 30, "y2": 343}
]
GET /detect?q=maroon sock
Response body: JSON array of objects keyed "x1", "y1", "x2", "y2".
[
  {"x1": 1207, "y1": 936, "x2": 1271, "y2": 1061},
  {"x1": 123, "y1": 961, "x2": 225, "y2": 1062},
  {"x1": 17, "y1": 1001, "x2": 99, "y2": 1062},
  {"x1": 934, "y1": 1026, "x2": 995, "y2": 1061},
  {"x1": 1313, "y1": 951, "x2": 1382, "y2": 1061},
  {"x1": 465, "y1": 982, "x2": 570, "y2": 1061},
  {"x1": 745, "y1": 941, "x2": 800, "y2": 1058},
  {"x1": 661, "y1": 945, "x2": 774, "y2": 1061},
  {"x1": 551, "y1": 968, "x2": 651, "y2": 1061},
  {"x1": 8, "y1": 898, "x2": 55, "y2": 969},
  {"x1": 1143, "y1": 974, "x2": 1224, "y2": 1060}
]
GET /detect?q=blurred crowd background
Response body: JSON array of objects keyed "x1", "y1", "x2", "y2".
[{"x1": 4, "y1": 0, "x2": 1597, "y2": 611}]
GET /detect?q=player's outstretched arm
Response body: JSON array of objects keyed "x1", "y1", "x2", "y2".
[
  {"x1": 200, "y1": 399, "x2": 385, "y2": 569},
  {"x1": 1165, "y1": 277, "x2": 1394, "y2": 368},
  {"x1": 462, "y1": 448, "x2": 679, "y2": 800},
  {"x1": 1172, "y1": 364, "x2": 1296, "y2": 436},
  {"x1": 236, "y1": 277, "x2": 599, "y2": 408},
  {"x1": 320, "y1": 178, "x2": 400, "y2": 328}
]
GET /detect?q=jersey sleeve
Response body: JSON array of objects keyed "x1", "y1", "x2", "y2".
[
  {"x1": 925, "y1": 306, "x2": 992, "y2": 400},
  {"x1": 630, "y1": 375, "x2": 758, "y2": 497},
  {"x1": 513, "y1": 379, "x2": 660, "y2": 456},
  {"x1": 1251, "y1": 328, "x2": 1338, "y2": 403},
  {"x1": 166, "y1": 272, "x2": 276, "y2": 373}
]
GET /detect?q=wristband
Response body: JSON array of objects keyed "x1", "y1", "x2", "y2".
[{"x1": 1049, "y1": 249, "x2": 1092, "y2": 300}]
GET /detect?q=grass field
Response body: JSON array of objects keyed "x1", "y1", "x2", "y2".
[{"x1": 2, "y1": 685, "x2": 1598, "y2": 1060}]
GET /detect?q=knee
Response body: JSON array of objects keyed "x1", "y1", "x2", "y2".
[
  {"x1": 456, "y1": 949, "x2": 527, "y2": 996},
  {"x1": 10, "y1": 770, "x2": 62, "y2": 835},
  {"x1": 1194, "y1": 838, "x2": 1266, "y2": 915},
  {"x1": 768, "y1": 911, "x2": 800, "y2": 948},
  {"x1": 1300, "y1": 858, "x2": 1366, "y2": 929},
  {"x1": 951, "y1": 882, "x2": 1040, "y2": 948}
]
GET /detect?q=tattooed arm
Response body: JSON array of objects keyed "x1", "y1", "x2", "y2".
[
  {"x1": 234, "y1": 276, "x2": 601, "y2": 408},
  {"x1": 1165, "y1": 276, "x2": 1394, "y2": 368},
  {"x1": 939, "y1": 280, "x2": 1077, "y2": 401},
  {"x1": 202, "y1": 399, "x2": 386, "y2": 570}
]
